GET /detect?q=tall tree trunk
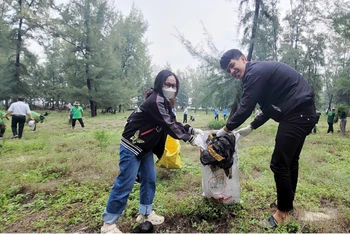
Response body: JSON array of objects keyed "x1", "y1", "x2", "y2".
[
  {"x1": 90, "y1": 100, "x2": 97, "y2": 116},
  {"x1": 273, "y1": 25, "x2": 278, "y2": 60},
  {"x1": 294, "y1": 24, "x2": 299, "y2": 69},
  {"x1": 247, "y1": 0, "x2": 261, "y2": 61},
  {"x1": 328, "y1": 94, "x2": 333, "y2": 111},
  {"x1": 84, "y1": 0, "x2": 97, "y2": 117},
  {"x1": 271, "y1": 1, "x2": 278, "y2": 61},
  {"x1": 52, "y1": 98, "x2": 55, "y2": 109},
  {"x1": 15, "y1": 0, "x2": 23, "y2": 95},
  {"x1": 239, "y1": 0, "x2": 261, "y2": 116}
]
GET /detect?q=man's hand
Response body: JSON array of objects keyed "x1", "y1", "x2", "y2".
[
  {"x1": 237, "y1": 124, "x2": 253, "y2": 137},
  {"x1": 216, "y1": 127, "x2": 228, "y2": 137}
]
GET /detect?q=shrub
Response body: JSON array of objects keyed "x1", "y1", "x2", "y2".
[
  {"x1": 207, "y1": 120, "x2": 226, "y2": 129},
  {"x1": 93, "y1": 130, "x2": 109, "y2": 148}
]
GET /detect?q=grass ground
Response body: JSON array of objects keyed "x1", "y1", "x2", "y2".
[{"x1": 0, "y1": 110, "x2": 349, "y2": 233}]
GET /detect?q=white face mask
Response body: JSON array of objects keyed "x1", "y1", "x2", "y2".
[{"x1": 162, "y1": 87, "x2": 176, "y2": 100}]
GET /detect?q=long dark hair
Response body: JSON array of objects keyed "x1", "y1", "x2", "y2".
[
  {"x1": 153, "y1": 70, "x2": 180, "y2": 97},
  {"x1": 143, "y1": 88, "x2": 154, "y2": 100}
]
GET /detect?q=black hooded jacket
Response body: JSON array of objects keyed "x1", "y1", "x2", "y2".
[
  {"x1": 121, "y1": 92, "x2": 194, "y2": 158},
  {"x1": 226, "y1": 61, "x2": 315, "y2": 131}
]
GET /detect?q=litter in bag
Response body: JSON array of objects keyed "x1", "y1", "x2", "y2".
[
  {"x1": 199, "y1": 131, "x2": 241, "y2": 204},
  {"x1": 200, "y1": 133, "x2": 236, "y2": 177}
]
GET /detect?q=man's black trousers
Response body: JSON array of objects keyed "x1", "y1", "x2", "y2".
[{"x1": 270, "y1": 102, "x2": 316, "y2": 212}]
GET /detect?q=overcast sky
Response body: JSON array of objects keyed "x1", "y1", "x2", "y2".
[
  {"x1": 31, "y1": 0, "x2": 290, "y2": 70},
  {"x1": 113, "y1": 0, "x2": 241, "y2": 70}
]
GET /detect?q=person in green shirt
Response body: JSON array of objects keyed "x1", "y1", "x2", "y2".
[
  {"x1": 0, "y1": 110, "x2": 7, "y2": 137},
  {"x1": 71, "y1": 101, "x2": 85, "y2": 130},
  {"x1": 31, "y1": 111, "x2": 44, "y2": 123},
  {"x1": 327, "y1": 107, "x2": 336, "y2": 133},
  {"x1": 26, "y1": 111, "x2": 45, "y2": 131}
]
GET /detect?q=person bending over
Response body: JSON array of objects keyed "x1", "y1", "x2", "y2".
[{"x1": 216, "y1": 49, "x2": 317, "y2": 228}]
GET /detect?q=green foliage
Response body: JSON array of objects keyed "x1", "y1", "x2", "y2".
[
  {"x1": 192, "y1": 220, "x2": 215, "y2": 232},
  {"x1": 0, "y1": 0, "x2": 52, "y2": 99},
  {"x1": 175, "y1": 70, "x2": 190, "y2": 108},
  {"x1": 337, "y1": 103, "x2": 350, "y2": 115},
  {"x1": 1, "y1": 140, "x2": 45, "y2": 154},
  {"x1": 207, "y1": 120, "x2": 226, "y2": 129},
  {"x1": 334, "y1": 77, "x2": 350, "y2": 105},
  {"x1": 332, "y1": 1, "x2": 350, "y2": 40},
  {"x1": 238, "y1": 0, "x2": 281, "y2": 61},
  {"x1": 32, "y1": 0, "x2": 153, "y2": 113},
  {"x1": 279, "y1": 1, "x2": 326, "y2": 107},
  {"x1": 22, "y1": 165, "x2": 68, "y2": 183},
  {"x1": 93, "y1": 130, "x2": 110, "y2": 148}
]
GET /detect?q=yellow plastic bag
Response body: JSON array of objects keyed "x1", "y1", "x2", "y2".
[{"x1": 156, "y1": 135, "x2": 182, "y2": 169}]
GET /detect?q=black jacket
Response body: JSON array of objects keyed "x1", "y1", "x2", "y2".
[
  {"x1": 121, "y1": 92, "x2": 194, "y2": 158},
  {"x1": 226, "y1": 61, "x2": 315, "y2": 131}
]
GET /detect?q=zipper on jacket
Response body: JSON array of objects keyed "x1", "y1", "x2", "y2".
[{"x1": 140, "y1": 128, "x2": 156, "y2": 136}]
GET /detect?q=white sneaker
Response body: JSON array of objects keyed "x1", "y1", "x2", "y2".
[
  {"x1": 101, "y1": 223, "x2": 122, "y2": 234},
  {"x1": 136, "y1": 210, "x2": 164, "y2": 225}
]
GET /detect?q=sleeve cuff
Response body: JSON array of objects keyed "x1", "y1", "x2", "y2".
[{"x1": 188, "y1": 135, "x2": 194, "y2": 143}]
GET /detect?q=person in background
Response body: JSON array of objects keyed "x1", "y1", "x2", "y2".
[
  {"x1": 0, "y1": 109, "x2": 7, "y2": 137},
  {"x1": 183, "y1": 106, "x2": 188, "y2": 123},
  {"x1": 172, "y1": 107, "x2": 177, "y2": 117},
  {"x1": 216, "y1": 49, "x2": 317, "y2": 228},
  {"x1": 214, "y1": 108, "x2": 219, "y2": 120},
  {"x1": 222, "y1": 108, "x2": 228, "y2": 120},
  {"x1": 27, "y1": 111, "x2": 45, "y2": 131},
  {"x1": 71, "y1": 101, "x2": 84, "y2": 130},
  {"x1": 337, "y1": 105, "x2": 348, "y2": 135},
  {"x1": 1, "y1": 97, "x2": 34, "y2": 139},
  {"x1": 312, "y1": 111, "x2": 321, "y2": 134},
  {"x1": 101, "y1": 70, "x2": 203, "y2": 233},
  {"x1": 67, "y1": 103, "x2": 73, "y2": 124},
  {"x1": 326, "y1": 107, "x2": 336, "y2": 134}
]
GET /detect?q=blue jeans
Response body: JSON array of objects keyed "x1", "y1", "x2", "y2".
[{"x1": 102, "y1": 145, "x2": 156, "y2": 224}]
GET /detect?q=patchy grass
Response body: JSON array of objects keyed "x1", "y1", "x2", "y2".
[{"x1": 0, "y1": 110, "x2": 349, "y2": 233}]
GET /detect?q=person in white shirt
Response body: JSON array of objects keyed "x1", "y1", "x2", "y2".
[
  {"x1": 183, "y1": 107, "x2": 188, "y2": 123},
  {"x1": 2, "y1": 97, "x2": 33, "y2": 139}
]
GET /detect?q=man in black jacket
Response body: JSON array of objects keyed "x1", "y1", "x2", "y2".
[{"x1": 216, "y1": 49, "x2": 317, "y2": 227}]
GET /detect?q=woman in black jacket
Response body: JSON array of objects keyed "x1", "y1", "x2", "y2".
[{"x1": 101, "y1": 70, "x2": 203, "y2": 233}]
